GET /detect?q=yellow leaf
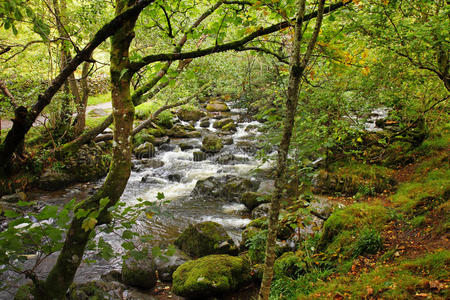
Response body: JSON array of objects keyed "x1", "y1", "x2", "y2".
[
  {"x1": 146, "y1": 212, "x2": 154, "y2": 219},
  {"x1": 82, "y1": 217, "x2": 97, "y2": 232},
  {"x1": 362, "y1": 66, "x2": 370, "y2": 76}
]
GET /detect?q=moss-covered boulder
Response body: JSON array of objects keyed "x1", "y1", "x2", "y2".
[
  {"x1": 201, "y1": 134, "x2": 223, "y2": 153},
  {"x1": 172, "y1": 254, "x2": 251, "y2": 298},
  {"x1": 121, "y1": 256, "x2": 157, "y2": 289},
  {"x1": 174, "y1": 221, "x2": 238, "y2": 258},
  {"x1": 193, "y1": 151, "x2": 208, "y2": 161},
  {"x1": 213, "y1": 118, "x2": 234, "y2": 129},
  {"x1": 191, "y1": 175, "x2": 259, "y2": 202},
  {"x1": 133, "y1": 131, "x2": 155, "y2": 147},
  {"x1": 240, "y1": 192, "x2": 267, "y2": 210},
  {"x1": 177, "y1": 108, "x2": 206, "y2": 122},
  {"x1": 206, "y1": 100, "x2": 230, "y2": 112},
  {"x1": 222, "y1": 122, "x2": 237, "y2": 132},
  {"x1": 133, "y1": 142, "x2": 155, "y2": 158},
  {"x1": 147, "y1": 126, "x2": 166, "y2": 137}
]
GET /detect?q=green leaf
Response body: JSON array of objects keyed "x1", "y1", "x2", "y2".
[
  {"x1": 152, "y1": 246, "x2": 161, "y2": 257},
  {"x1": 122, "y1": 241, "x2": 135, "y2": 250},
  {"x1": 156, "y1": 192, "x2": 165, "y2": 200},
  {"x1": 81, "y1": 217, "x2": 97, "y2": 232},
  {"x1": 122, "y1": 230, "x2": 134, "y2": 239}
]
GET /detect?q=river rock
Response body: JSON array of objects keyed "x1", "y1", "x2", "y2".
[
  {"x1": 215, "y1": 154, "x2": 248, "y2": 165},
  {"x1": 193, "y1": 151, "x2": 208, "y2": 162},
  {"x1": 67, "y1": 280, "x2": 122, "y2": 300},
  {"x1": 201, "y1": 134, "x2": 223, "y2": 153},
  {"x1": 154, "y1": 249, "x2": 190, "y2": 282},
  {"x1": 134, "y1": 142, "x2": 155, "y2": 158},
  {"x1": 240, "y1": 192, "x2": 267, "y2": 210},
  {"x1": 166, "y1": 124, "x2": 198, "y2": 138},
  {"x1": 159, "y1": 143, "x2": 176, "y2": 152},
  {"x1": 199, "y1": 118, "x2": 210, "y2": 128},
  {"x1": 245, "y1": 124, "x2": 259, "y2": 132},
  {"x1": 251, "y1": 203, "x2": 271, "y2": 219},
  {"x1": 133, "y1": 131, "x2": 155, "y2": 147},
  {"x1": 206, "y1": 100, "x2": 230, "y2": 112},
  {"x1": 236, "y1": 140, "x2": 260, "y2": 155},
  {"x1": 121, "y1": 256, "x2": 157, "y2": 289},
  {"x1": 222, "y1": 122, "x2": 237, "y2": 132},
  {"x1": 0, "y1": 192, "x2": 27, "y2": 203},
  {"x1": 222, "y1": 137, "x2": 234, "y2": 145},
  {"x1": 179, "y1": 143, "x2": 194, "y2": 151},
  {"x1": 172, "y1": 255, "x2": 251, "y2": 298},
  {"x1": 191, "y1": 175, "x2": 259, "y2": 202},
  {"x1": 153, "y1": 136, "x2": 169, "y2": 146},
  {"x1": 168, "y1": 174, "x2": 182, "y2": 182},
  {"x1": 141, "y1": 159, "x2": 164, "y2": 169},
  {"x1": 213, "y1": 118, "x2": 234, "y2": 129},
  {"x1": 38, "y1": 169, "x2": 73, "y2": 191},
  {"x1": 177, "y1": 108, "x2": 206, "y2": 122},
  {"x1": 61, "y1": 144, "x2": 110, "y2": 184},
  {"x1": 174, "y1": 221, "x2": 238, "y2": 258},
  {"x1": 147, "y1": 127, "x2": 166, "y2": 137}
]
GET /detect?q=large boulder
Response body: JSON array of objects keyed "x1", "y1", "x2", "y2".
[
  {"x1": 201, "y1": 134, "x2": 223, "y2": 153},
  {"x1": 240, "y1": 192, "x2": 268, "y2": 210},
  {"x1": 177, "y1": 108, "x2": 206, "y2": 122},
  {"x1": 174, "y1": 221, "x2": 238, "y2": 258},
  {"x1": 121, "y1": 256, "x2": 157, "y2": 289},
  {"x1": 134, "y1": 142, "x2": 155, "y2": 158},
  {"x1": 133, "y1": 131, "x2": 155, "y2": 147},
  {"x1": 215, "y1": 154, "x2": 249, "y2": 165},
  {"x1": 37, "y1": 169, "x2": 74, "y2": 191},
  {"x1": 172, "y1": 255, "x2": 251, "y2": 298},
  {"x1": 191, "y1": 175, "x2": 259, "y2": 202}
]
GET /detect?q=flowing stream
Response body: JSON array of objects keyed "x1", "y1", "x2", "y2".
[{"x1": 0, "y1": 105, "x2": 271, "y2": 297}]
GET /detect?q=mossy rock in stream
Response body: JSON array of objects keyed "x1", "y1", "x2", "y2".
[
  {"x1": 206, "y1": 101, "x2": 230, "y2": 112},
  {"x1": 172, "y1": 254, "x2": 251, "y2": 298},
  {"x1": 201, "y1": 134, "x2": 223, "y2": 153},
  {"x1": 213, "y1": 118, "x2": 234, "y2": 129},
  {"x1": 177, "y1": 108, "x2": 206, "y2": 122},
  {"x1": 174, "y1": 221, "x2": 238, "y2": 258}
]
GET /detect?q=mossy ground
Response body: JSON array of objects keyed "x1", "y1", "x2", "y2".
[{"x1": 270, "y1": 128, "x2": 450, "y2": 299}]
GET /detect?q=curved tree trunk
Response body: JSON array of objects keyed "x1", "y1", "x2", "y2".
[
  {"x1": 31, "y1": 1, "x2": 138, "y2": 298},
  {"x1": 258, "y1": 0, "x2": 326, "y2": 299}
]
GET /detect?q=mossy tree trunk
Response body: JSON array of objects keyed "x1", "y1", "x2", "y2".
[
  {"x1": 30, "y1": 1, "x2": 138, "y2": 299},
  {"x1": 258, "y1": 0, "x2": 326, "y2": 299}
]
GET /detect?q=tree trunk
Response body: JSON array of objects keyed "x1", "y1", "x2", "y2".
[
  {"x1": 73, "y1": 62, "x2": 91, "y2": 136},
  {"x1": 258, "y1": 0, "x2": 326, "y2": 299},
  {"x1": 31, "y1": 1, "x2": 138, "y2": 298}
]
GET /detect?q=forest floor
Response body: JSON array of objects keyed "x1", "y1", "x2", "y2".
[{"x1": 308, "y1": 147, "x2": 450, "y2": 299}]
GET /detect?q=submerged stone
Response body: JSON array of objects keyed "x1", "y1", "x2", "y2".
[{"x1": 121, "y1": 256, "x2": 157, "y2": 289}]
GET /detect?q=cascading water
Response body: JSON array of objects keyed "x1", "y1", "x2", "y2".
[{"x1": 0, "y1": 105, "x2": 271, "y2": 297}]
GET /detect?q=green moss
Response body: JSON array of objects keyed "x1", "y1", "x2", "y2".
[
  {"x1": 274, "y1": 252, "x2": 307, "y2": 279},
  {"x1": 172, "y1": 254, "x2": 251, "y2": 298},
  {"x1": 299, "y1": 250, "x2": 450, "y2": 299},
  {"x1": 201, "y1": 135, "x2": 223, "y2": 153},
  {"x1": 318, "y1": 203, "x2": 388, "y2": 261}
]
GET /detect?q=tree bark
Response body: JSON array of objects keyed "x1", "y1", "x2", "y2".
[
  {"x1": 31, "y1": 1, "x2": 139, "y2": 298},
  {"x1": 258, "y1": 0, "x2": 326, "y2": 299},
  {"x1": 73, "y1": 61, "x2": 91, "y2": 136}
]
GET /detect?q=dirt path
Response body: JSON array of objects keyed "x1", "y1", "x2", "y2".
[{"x1": 0, "y1": 102, "x2": 112, "y2": 131}]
